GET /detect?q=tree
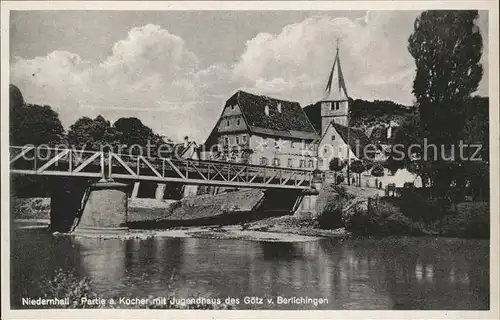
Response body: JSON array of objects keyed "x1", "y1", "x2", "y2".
[
  {"x1": 350, "y1": 160, "x2": 365, "y2": 187},
  {"x1": 371, "y1": 164, "x2": 384, "y2": 178},
  {"x1": 67, "y1": 115, "x2": 121, "y2": 151},
  {"x1": 408, "y1": 10, "x2": 483, "y2": 200},
  {"x1": 409, "y1": 10, "x2": 483, "y2": 144},
  {"x1": 9, "y1": 86, "x2": 65, "y2": 197},
  {"x1": 10, "y1": 104, "x2": 65, "y2": 146},
  {"x1": 329, "y1": 157, "x2": 346, "y2": 185},
  {"x1": 113, "y1": 117, "x2": 167, "y2": 156},
  {"x1": 10, "y1": 84, "x2": 24, "y2": 110}
]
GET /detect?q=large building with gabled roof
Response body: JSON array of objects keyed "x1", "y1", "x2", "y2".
[{"x1": 204, "y1": 90, "x2": 320, "y2": 169}]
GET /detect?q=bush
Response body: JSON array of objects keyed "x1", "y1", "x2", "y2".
[
  {"x1": 385, "y1": 192, "x2": 441, "y2": 224},
  {"x1": 441, "y1": 202, "x2": 489, "y2": 238},
  {"x1": 316, "y1": 185, "x2": 354, "y2": 229},
  {"x1": 343, "y1": 198, "x2": 430, "y2": 236},
  {"x1": 317, "y1": 200, "x2": 344, "y2": 229},
  {"x1": 335, "y1": 174, "x2": 344, "y2": 185}
]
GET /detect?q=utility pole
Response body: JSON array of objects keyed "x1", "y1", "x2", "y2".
[{"x1": 346, "y1": 109, "x2": 351, "y2": 186}]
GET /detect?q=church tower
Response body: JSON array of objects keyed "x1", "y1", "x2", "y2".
[{"x1": 320, "y1": 44, "x2": 349, "y2": 134}]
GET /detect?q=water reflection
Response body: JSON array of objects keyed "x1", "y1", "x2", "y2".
[
  {"x1": 74, "y1": 238, "x2": 126, "y2": 286},
  {"x1": 11, "y1": 227, "x2": 489, "y2": 310}
]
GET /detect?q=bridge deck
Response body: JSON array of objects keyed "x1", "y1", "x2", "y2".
[{"x1": 9, "y1": 146, "x2": 313, "y2": 190}]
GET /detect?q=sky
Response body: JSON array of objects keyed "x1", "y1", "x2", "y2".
[{"x1": 10, "y1": 10, "x2": 489, "y2": 142}]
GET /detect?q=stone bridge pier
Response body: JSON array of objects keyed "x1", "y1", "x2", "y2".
[{"x1": 50, "y1": 178, "x2": 129, "y2": 234}]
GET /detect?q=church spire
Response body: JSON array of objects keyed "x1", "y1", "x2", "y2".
[{"x1": 325, "y1": 41, "x2": 349, "y2": 101}]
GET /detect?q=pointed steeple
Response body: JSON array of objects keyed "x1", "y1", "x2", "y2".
[{"x1": 325, "y1": 42, "x2": 349, "y2": 101}]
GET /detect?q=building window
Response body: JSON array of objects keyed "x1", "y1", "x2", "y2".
[
  {"x1": 223, "y1": 136, "x2": 229, "y2": 145},
  {"x1": 236, "y1": 119, "x2": 241, "y2": 126},
  {"x1": 260, "y1": 157, "x2": 269, "y2": 166},
  {"x1": 241, "y1": 135, "x2": 247, "y2": 143},
  {"x1": 275, "y1": 138, "x2": 283, "y2": 149},
  {"x1": 299, "y1": 160, "x2": 305, "y2": 168},
  {"x1": 331, "y1": 135, "x2": 335, "y2": 141},
  {"x1": 291, "y1": 141, "x2": 295, "y2": 148},
  {"x1": 277, "y1": 103, "x2": 282, "y2": 113},
  {"x1": 308, "y1": 160, "x2": 313, "y2": 168},
  {"x1": 324, "y1": 146, "x2": 328, "y2": 153},
  {"x1": 287, "y1": 158, "x2": 293, "y2": 167},
  {"x1": 273, "y1": 158, "x2": 280, "y2": 167},
  {"x1": 226, "y1": 120, "x2": 230, "y2": 127},
  {"x1": 318, "y1": 159, "x2": 324, "y2": 167},
  {"x1": 264, "y1": 105, "x2": 270, "y2": 116},
  {"x1": 323, "y1": 102, "x2": 332, "y2": 110},
  {"x1": 235, "y1": 136, "x2": 240, "y2": 144}
]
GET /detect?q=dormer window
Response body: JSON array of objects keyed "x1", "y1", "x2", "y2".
[
  {"x1": 264, "y1": 105, "x2": 270, "y2": 116},
  {"x1": 277, "y1": 103, "x2": 282, "y2": 113}
]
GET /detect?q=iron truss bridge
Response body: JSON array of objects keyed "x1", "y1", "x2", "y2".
[{"x1": 9, "y1": 146, "x2": 313, "y2": 190}]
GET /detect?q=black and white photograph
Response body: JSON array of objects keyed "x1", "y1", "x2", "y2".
[{"x1": 1, "y1": 1, "x2": 499, "y2": 318}]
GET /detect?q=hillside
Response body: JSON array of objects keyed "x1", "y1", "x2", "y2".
[{"x1": 303, "y1": 98, "x2": 415, "y2": 136}]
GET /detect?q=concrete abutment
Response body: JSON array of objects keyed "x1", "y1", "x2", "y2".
[
  {"x1": 50, "y1": 179, "x2": 129, "y2": 235},
  {"x1": 73, "y1": 180, "x2": 129, "y2": 235}
]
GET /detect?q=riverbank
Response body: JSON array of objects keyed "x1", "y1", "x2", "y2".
[
  {"x1": 11, "y1": 184, "x2": 489, "y2": 240},
  {"x1": 11, "y1": 219, "x2": 327, "y2": 242}
]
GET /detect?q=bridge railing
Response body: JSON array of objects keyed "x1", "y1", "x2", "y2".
[
  {"x1": 9, "y1": 146, "x2": 105, "y2": 177},
  {"x1": 108, "y1": 152, "x2": 312, "y2": 188},
  {"x1": 10, "y1": 146, "x2": 313, "y2": 189}
]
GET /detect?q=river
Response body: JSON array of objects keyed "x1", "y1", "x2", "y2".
[{"x1": 11, "y1": 225, "x2": 489, "y2": 310}]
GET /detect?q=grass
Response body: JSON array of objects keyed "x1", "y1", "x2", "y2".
[
  {"x1": 16, "y1": 268, "x2": 234, "y2": 310},
  {"x1": 11, "y1": 197, "x2": 50, "y2": 220}
]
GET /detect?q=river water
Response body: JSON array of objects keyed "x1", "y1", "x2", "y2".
[{"x1": 11, "y1": 225, "x2": 489, "y2": 310}]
